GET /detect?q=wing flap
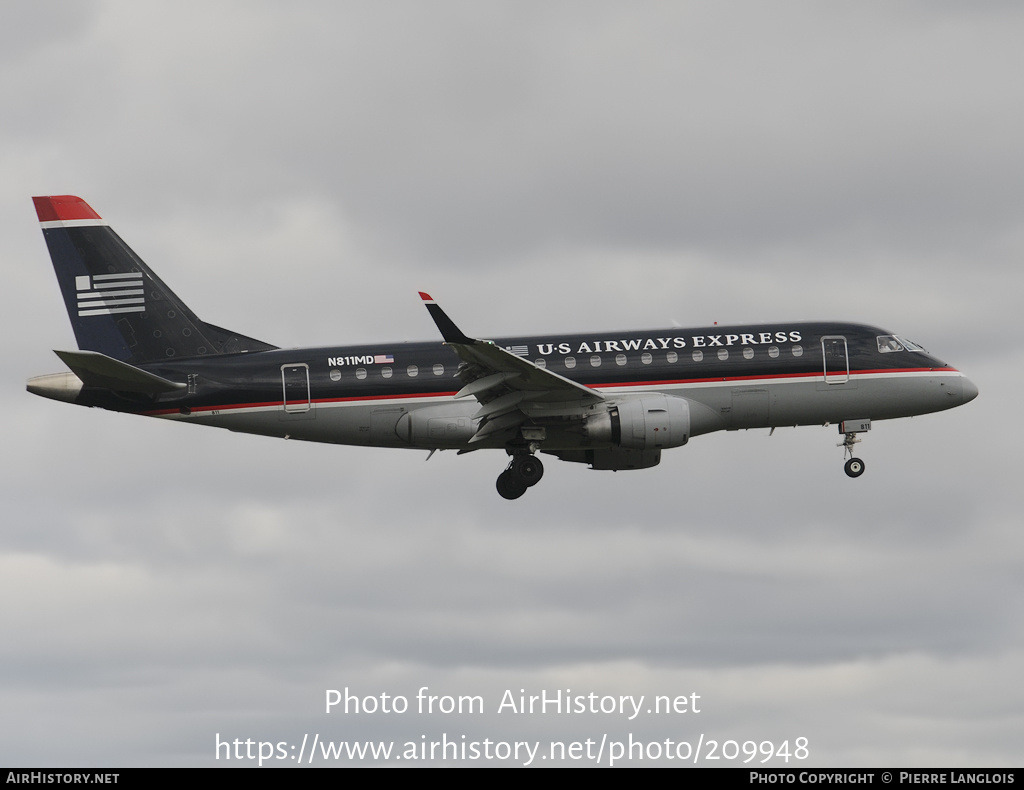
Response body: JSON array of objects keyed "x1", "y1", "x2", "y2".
[
  {"x1": 454, "y1": 371, "x2": 518, "y2": 400},
  {"x1": 473, "y1": 390, "x2": 552, "y2": 420},
  {"x1": 468, "y1": 410, "x2": 527, "y2": 443},
  {"x1": 420, "y1": 293, "x2": 604, "y2": 445},
  {"x1": 446, "y1": 340, "x2": 602, "y2": 404}
]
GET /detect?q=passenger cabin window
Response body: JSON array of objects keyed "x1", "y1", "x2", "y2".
[
  {"x1": 381, "y1": 367, "x2": 393, "y2": 379},
  {"x1": 433, "y1": 363, "x2": 444, "y2": 375},
  {"x1": 565, "y1": 356, "x2": 576, "y2": 369},
  {"x1": 717, "y1": 348, "x2": 728, "y2": 360},
  {"x1": 329, "y1": 369, "x2": 341, "y2": 382},
  {"x1": 590, "y1": 355, "x2": 602, "y2": 367},
  {"x1": 691, "y1": 350, "x2": 703, "y2": 362},
  {"x1": 792, "y1": 345, "x2": 803, "y2": 357},
  {"x1": 535, "y1": 359, "x2": 547, "y2": 369},
  {"x1": 615, "y1": 354, "x2": 627, "y2": 366},
  {"x1": 742, "y1": 347, "x2": 754, "y2": 359},
  {"x1": 355, "y1": 368, "x2": 367, "y2": 380},
  {"x1": 768, "y1": 346, "x2": 779, "y2": 359},
  {"x1": 667, "y1": 351, "x2": 678, "y2": 363},
  {"x1": 641, "y1": 352, "x2": 652, "y2": 365},
  {"x1": 407, "y1": 365, "x2": 418, "y2": 377}
]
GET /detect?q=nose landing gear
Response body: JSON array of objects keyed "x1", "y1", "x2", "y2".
[
  {"x1": 838, "y1": 419, "x2": 870, "y2": 478},
  {"x1": 495, "y1": 453, "x2": 545, "y2": 500}
]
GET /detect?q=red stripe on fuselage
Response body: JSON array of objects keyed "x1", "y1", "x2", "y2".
[
  {"x1": 595, "y1": 366, "x2": 957, "y2": 389},
  {"x1": 141, "y1": 366, "x2": 958, "y2": 417},
  {"x1": 143, "y1": 389, "x2": 461, "y2": 416}
]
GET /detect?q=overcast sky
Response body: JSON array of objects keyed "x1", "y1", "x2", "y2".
[{"x1": 2, "y1": 0, "x2": 1020, "y2": 767}]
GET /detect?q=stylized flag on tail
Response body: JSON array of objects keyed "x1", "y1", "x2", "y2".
[{"x1": 75, "y1": 272, "x2": 145, "y2": 316}]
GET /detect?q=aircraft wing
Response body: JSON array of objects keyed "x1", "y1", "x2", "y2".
[{"x1": 419, "y1": 293, "x2": 604, "y2": 444}]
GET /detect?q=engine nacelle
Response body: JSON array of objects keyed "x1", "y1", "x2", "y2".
[
  {"x1": 583, "y1": 394, "x2": 690, "y2": 451},
  {"x1": 547, "y1": 447, "x2": 663, "y2": 471}
]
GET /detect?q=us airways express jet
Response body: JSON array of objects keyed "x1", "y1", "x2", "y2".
[{"x1": 28, "y1": 195, "x2": 978, "y2": 499}]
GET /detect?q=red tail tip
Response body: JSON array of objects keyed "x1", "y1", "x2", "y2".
[
  {"x1": 32, "y1": 196, "x2": 102, "y2": 223},
  {"x1": 418, "y1": 292, "x2": 434, "y2": 301}
]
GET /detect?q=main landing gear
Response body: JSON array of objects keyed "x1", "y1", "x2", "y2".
[{"x1": 495, "y1": 453, "x2": 545, "y2": 500}]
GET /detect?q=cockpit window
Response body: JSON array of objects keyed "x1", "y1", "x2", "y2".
[
  {"x1": 877, "y1": 335, "x2": 926, "y2": 353},
  {"x1": 877, "y1": 336, "x2": 904, "y2": 353}
]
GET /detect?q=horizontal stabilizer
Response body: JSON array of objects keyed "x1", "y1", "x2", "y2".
[{"x1": 54, "y1": 349, "x2": 186, "y2": 395}]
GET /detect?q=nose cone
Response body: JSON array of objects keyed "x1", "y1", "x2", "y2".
[{"x1": 960, "y1": 376, "x2": 979, "y2": 404}]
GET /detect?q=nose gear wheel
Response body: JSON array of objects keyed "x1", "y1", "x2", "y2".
[{"x1": 839, "y1": 431, "x2": 865, "y2": 478}]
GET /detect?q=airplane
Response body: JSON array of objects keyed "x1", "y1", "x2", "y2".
[{"x1": 27, "y1": 195, "x2": 979, "y2": 499}]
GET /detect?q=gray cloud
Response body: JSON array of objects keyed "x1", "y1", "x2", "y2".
[{"x1": 1, "y1": 0, "x2": 1016, "y2": 767}]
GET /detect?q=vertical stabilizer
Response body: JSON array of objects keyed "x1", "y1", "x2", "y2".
[{"x1": 33, "y1": 195, "x2": 276, "y2": 364}]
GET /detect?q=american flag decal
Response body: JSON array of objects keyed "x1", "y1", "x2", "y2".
[
  {"x1": 505, "y1": 345, "x2": 529, "y2": 357},
  {"x1": 75, "y1": 272, "x2": 145, "y2": 317},
  {"x1": 374, "y1": 354, "x2": 394, "y2": 364}
]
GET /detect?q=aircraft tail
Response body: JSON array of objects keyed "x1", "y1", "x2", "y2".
[{"x1": 33, "y1": 195, "x2": 277, "y2": 364}]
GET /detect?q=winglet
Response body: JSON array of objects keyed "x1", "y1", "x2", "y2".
[{"x1": 419, "y1": 292, "x2": 476, "y2": 345}]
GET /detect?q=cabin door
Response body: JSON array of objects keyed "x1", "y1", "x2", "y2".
[
  {"x1": 821, "y1": 336, "x2": 849, "y2": 384},
  {"x1": 281, "y1": 363, "x2": 314, "y2": 417}
]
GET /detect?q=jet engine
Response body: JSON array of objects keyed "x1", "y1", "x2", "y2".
[{"x1": 583, "y1": 394, "x2": 690, "y2": 451}]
